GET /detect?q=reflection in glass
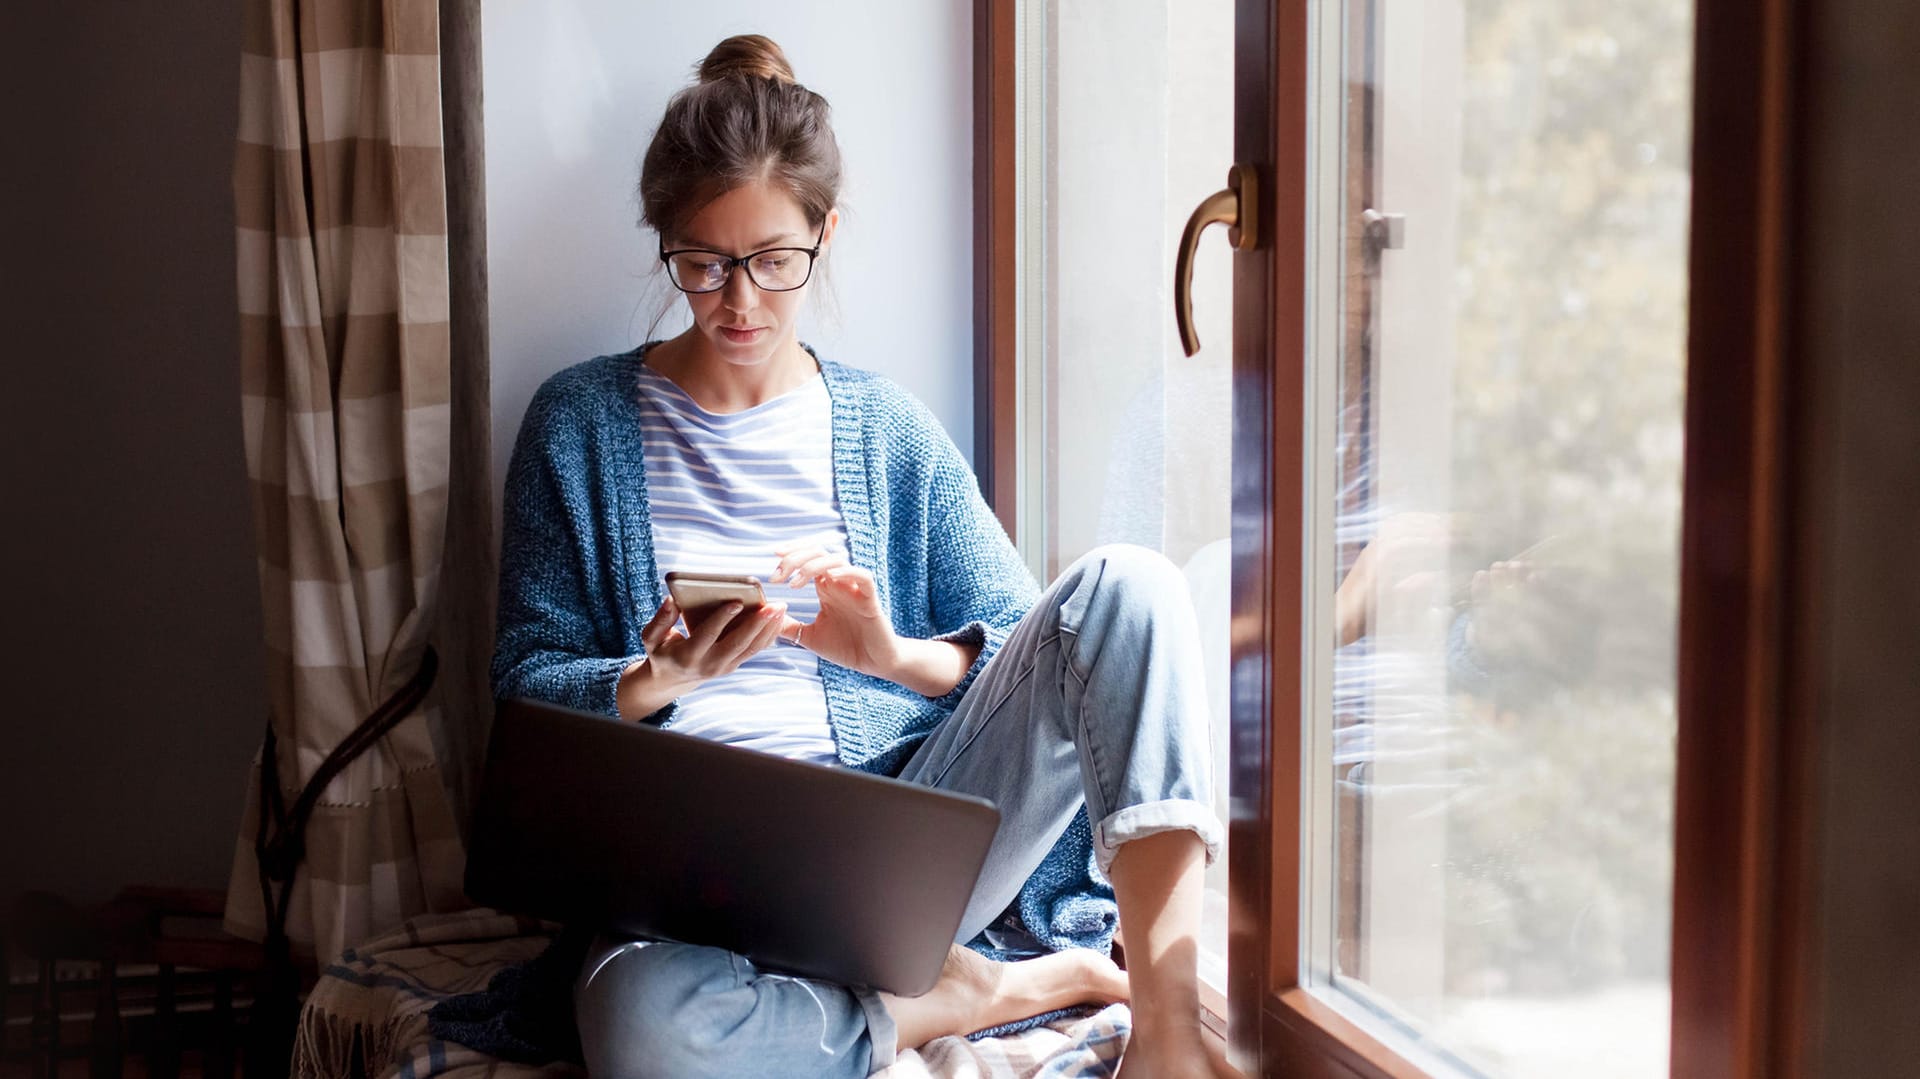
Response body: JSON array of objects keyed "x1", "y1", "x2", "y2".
[
  {"x1": 1021, "y1": 0, "x2": 1237, "y2": 994},
  {"x1": 1321, "y1": 0, "x2": 1692, "y2": 1074}
]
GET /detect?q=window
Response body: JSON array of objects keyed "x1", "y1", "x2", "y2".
[
  {"x1": 982, "y1": 0, "x2": 1811, "y2": 1074},
  {"x1": 994, "y1": 0, "x2": 1238, "y2": 1007},
  {"x1": 1302, "y1": 0, "x2": 1693, "y2": 1073},
  {"x1": 983, "y1": 0, "x2": 1820, "y2": 1067}
]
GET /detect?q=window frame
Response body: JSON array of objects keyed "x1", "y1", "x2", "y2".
[
  {"x1": 973, "y1": 0, "x2": 1020, "y2": 537},
  {"x1": 973, "y1": 0, "x2": 1815, "y2": 1074},
  {"x1": 1665, "y1": 0, "x2": 1817, "y2": 1072}
]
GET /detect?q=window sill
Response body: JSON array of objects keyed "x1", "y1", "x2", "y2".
[{"x1": 1264, "y1": 987, "x2": 1434, "y2": 1079}]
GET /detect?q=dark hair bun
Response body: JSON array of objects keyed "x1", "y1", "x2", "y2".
[
  {"x1": 641, "y1": 33, "x2": 839, "y2": 238},
  {"x1": 697, "y1": 34, "x2": 796, "y2": 86}
]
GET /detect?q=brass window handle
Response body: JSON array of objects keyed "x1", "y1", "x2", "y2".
[{"x1": 1175, "y1": 163, "x2": 1258, "y2": 356}]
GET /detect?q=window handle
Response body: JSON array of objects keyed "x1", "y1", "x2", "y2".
[{"x1": 1175, "y1": 164, "x2": 1259, "y2": 357}]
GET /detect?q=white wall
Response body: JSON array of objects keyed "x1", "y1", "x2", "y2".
[{"x1": 482, "y1": 0, "x2": 975, "y2": 503}]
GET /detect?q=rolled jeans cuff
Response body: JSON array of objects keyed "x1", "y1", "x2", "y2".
[
  {"x1": 1093, "y1": 799, "x2": 1225, "y2": 875},
  {"x1": 856, "y1": 987, "x2": 897, "y2": 1074}
]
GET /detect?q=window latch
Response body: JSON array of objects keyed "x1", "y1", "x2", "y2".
[{"x1": 1362, "y1": 208, "x2": 1407, "y2": 251}]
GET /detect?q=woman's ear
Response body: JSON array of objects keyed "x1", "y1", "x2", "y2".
[{"x1": 820, "y1": 207, "x2": 841, "y2": 251}]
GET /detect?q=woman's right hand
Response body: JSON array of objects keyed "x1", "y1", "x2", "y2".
[{"x1": 616, "y1": 596, "x2": 788, "y2": 719}]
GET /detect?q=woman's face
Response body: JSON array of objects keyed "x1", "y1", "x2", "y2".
[{"x1": 670, "y1": 180, "x2": 836, "y2": 370}]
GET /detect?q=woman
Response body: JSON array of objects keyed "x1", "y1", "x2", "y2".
[{"x1": 493, "y1": 34, "x2": 1228, "y2": 1078}]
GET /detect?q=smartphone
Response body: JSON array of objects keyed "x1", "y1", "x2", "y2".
[{"x1": 664, "y1": 571, "x2": 766, "y2": 628}]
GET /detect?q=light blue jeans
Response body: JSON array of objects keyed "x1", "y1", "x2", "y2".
[{"x1": 574, "y1": 545, "x2": 1223, "y2": 1078}]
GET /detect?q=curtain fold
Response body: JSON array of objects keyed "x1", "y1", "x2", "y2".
[{"x1": 225, "y1": 0, "x2": 467, "y2": 964}]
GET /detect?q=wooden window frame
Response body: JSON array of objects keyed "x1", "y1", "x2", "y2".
[
  {"x1": 976, "y1": 0, "x2": 1817, "y2": 1074},
  {"x1": 1665, "y1": 0, "x2": 1816, "y2": 1072},
  {"x1": 973, "y1": 0, "x2": 1019, "y2": 535}
]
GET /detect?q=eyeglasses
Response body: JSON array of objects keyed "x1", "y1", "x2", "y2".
[{"x1": 659, "y1": 221, "x2": 827, "y2": 294}]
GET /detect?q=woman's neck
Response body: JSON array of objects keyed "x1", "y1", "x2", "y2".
[{"x1": 647, "y1": 330, "x2": 817, "y2": 413}]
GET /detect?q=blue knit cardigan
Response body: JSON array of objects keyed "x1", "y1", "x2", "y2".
[{"x1": 491, "y1": 347, "x2": 1118, "y2": 957}]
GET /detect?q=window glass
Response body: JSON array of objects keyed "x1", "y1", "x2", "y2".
[
  {"x1": 1310, "y1": 0, "x2": 1693, "y2": 1074},
  {"x1": 1018, "y1": 0, "x2": 1236, "y2": 992}
]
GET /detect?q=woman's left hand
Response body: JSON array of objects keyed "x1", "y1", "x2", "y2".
[{"x1": 771, "y1": 546, "x2": 901, "y2": 679}]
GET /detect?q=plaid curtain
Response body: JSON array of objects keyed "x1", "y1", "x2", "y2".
[{"x1": 225, "y1": 0, "x2": 466, "y2": 964}]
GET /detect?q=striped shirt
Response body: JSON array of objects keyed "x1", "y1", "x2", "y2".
[{"x1": 636, "y1": 365, "x2": 846, "y2": 763}]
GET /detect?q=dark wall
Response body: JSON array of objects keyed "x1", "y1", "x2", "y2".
[{"x1": 0, "y1": 2, "x2": 265, "y2": 905}]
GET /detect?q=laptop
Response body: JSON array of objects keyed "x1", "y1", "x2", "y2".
[{"x1": 464, "y1": 697, "x2": 1001, "y2": 996}]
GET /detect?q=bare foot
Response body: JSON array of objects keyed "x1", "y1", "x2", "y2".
[
  {"x1": 1117, "y1": 1023, "x2": 1240, "y2": 1079},
  {"x1": 881, "y1": 945, "x2": 1128, "y2": 1053},
  {"x1": 947, "y1": 944, "x2": 1129, "y2": 1033}
]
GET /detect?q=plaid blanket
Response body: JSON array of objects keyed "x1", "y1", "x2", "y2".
[{"x1": 296, "y1": 909, "x2": 1131, "y2": 1079}]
